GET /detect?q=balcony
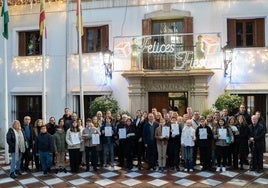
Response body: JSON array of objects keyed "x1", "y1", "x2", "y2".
[{"x1": 113, "y1": 33, "x2": 223, "y2": 72}]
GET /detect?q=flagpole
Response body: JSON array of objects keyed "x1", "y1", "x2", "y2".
[
  {"x1": 42, "y1": 1, "x2": 47, "y2": 123},
  {"x1": 78, "y1": 0, "x2": 84, "y2": 123},
  {"x1": 4, "y1": 38, "x2": 9, "y2": 164}
]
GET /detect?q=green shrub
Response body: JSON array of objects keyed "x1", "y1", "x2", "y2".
[
  {"x1": 89, "y1": 96, "x2": 119, "y2": 117},
  {"x1": 214, "y1": 92, "x2": 243, "y2": 116}
]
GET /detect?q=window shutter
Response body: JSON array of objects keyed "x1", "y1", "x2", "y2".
[
  {"x1": 142, "y1": 18, "x2": 152, "y2": 69},
  {"x1": 18, "y1": 32, "x2": 26, "y2": 56},
  {"x1": 227, "y1": 19, "x2": 236, "y2": 47},
  {"x1": 82, "y1": 28, "x2": 86, "y2": 53},
  {"x1": 183, "y1": 16, "x2": 193, "y2": 50},
  {"x1": 142, "y1": 18, "x2": 152, "y2": 35},
  {"x1": 255, "y1": 18, "x2": 265, "y2": 47},
  {"x1": 101, "y1": 25, "x2": 109, "y2": 51}
]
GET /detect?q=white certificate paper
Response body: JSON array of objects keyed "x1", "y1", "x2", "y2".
[
  {"x1": 119, "y1": 128, "x2": 126, "y2": 139},
  {"x1": 105, "y1": 126, "x2": 112, "y2": 136},
  {"x1": 171, "y1": 124, "x2": 179, "y2": 135},
  {"x1": 219, "y1": 128, "x2": 227, "y2": 139},
  {"x1": 162, "y1": 126, "x2": 170, "y2": 137},
  {"x1": 92, "y1": 134, "x2": 100, "y2": 145},
  {"x1": 71, "y1": 132, "x2": 80, "y2": 145},
  {"x1": 199, "y1": 128, "x2": 207, "y2": 139}
]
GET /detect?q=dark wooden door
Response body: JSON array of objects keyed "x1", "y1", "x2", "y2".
[{"x1": 148, "y1": 92, "x2": 169, "y2": 113}]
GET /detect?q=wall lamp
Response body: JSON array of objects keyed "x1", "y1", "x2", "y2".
[
  {"x1": 222, "y1": 42, "x2": 233, "y2": 77},
  {"x1": 101, "y1": 49, "x2": 113, "y2": 79}
]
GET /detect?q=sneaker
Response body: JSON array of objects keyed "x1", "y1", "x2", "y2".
[
  {"x1": 216, "y1": 167, "x2": 221, "y2": 172},
  {"x1": 222, "y1": 167, "x2": 226, "y2": 172},
  {"x1": 55, "y1": 169, "x2": 59, "y2": 174},
  {"x1": 184, "y1": 168, "x2": 188, "y2": 172},
  {"x1": 63, "y1": 168, "x2": 67, "y2": 173},
  {"x1": 189, "y1": 169, "x2": 193, "y2": 172},
  {"x1": 15, "y1": 170, "x2": 22, "y2": 175},
  {"x1": 10, "y1": 172, "x2": 17, "y2": 179},
  {"x1": 43, "y1": 170, "x2": 48, "y2": 175}
]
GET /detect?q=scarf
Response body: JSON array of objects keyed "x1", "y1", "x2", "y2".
[{"x1": 13, "y1": 128, "x2": 26, "y2": 161}]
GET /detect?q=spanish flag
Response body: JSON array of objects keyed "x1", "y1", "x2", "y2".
[
  {"x1": 39, "y1": 0, "x2": 46, "y2": 38},
  {"x1": 76, "y1": 0, "x2": 84, "y2": 36}
]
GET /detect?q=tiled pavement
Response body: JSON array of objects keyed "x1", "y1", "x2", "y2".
[{"x1": 0, "y1": 150, "x2": 267, "y2": 188}]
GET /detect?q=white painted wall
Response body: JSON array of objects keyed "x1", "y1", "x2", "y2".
[{"x1": 0, "y1": 0, "x2": 268, "y2": 146}]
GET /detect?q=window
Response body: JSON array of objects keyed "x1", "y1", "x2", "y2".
[
  {"x1": 227, "y1": 18, "x2": 265, "y2": 47},
  {"x1": 16, "y1": 96, "x2": 42, "y2": 124},
  {"x1": 82, "y1": 25, "x2": 109, "y2": 53},
  {"x1": 19, "y1": 31, "x2": 42, "y2": 56}
]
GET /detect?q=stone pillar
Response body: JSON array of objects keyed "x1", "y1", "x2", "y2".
[
  {"x1": 122, "y1": 72, "x2": 146, "y2": 116},
  {"x1": 189, "y1": 75, "x2": 209, "y2": 113}
]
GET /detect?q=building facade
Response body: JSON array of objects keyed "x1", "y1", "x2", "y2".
[{"x1": 0, "y1": 0, "x2": 268, "y2": 146}]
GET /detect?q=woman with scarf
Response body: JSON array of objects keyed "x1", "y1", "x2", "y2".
[{"x1": 6, "y1": 120, "x2": 26, "y2": 178}]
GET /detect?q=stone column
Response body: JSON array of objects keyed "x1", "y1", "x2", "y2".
[{"x1": 122, "y1": 72, "x2": 146, "y2": 116}]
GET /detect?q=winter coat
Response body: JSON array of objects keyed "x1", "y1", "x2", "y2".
[{"x1": 53, "y1": 130, "x2": 67, "y2": 152}]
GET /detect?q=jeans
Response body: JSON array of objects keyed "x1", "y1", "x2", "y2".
[
  {"x1": 183, "y1": 146, "x2": 194, "y2": 170},
  {"x1": 10, "y1": 152, "x2": 22, "y2": 173},
  {"x1": 103, "y1": 143, "x2": 114, "y2": 165},
  {"x1": 39, "y1": 151, "x2": 52, "y2": 171}
]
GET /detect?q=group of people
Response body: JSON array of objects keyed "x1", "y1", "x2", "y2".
[{"x1": 6, "y1": 105, "x2": 266, "y2": 179}]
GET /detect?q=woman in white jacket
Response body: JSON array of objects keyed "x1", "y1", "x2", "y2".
[
  {"x1": 66, "y1": 120, "x2": 82, "y2": 173},
  {"x1": 181, "y1": 119, "x2": 196, "y2": 172}
]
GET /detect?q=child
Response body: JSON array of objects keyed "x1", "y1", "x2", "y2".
[
  {"x1": 66, "y1": 120, "x2": 82, "y2": 173},
  {"x1": 214, "y1": 118, "x2": 234, "y2": 172},
  {"x1": 82, "y1": 118, "x2": 101, "y2": 171},
  {"x1": 155, "y1": 118, "x2": 169, "y2": 172},
  {"x1": 53, "y1": 125, "x2": 67, "y2": 173},
  {"x1": 181, "y1": 119, "x2": 196, "y2": 172},
  {"x1": 196, "y1": 117, "x2": 213, "y2": 171},
  {"x1": 35, "y1": 125, "x2": 54, "y2": 175},
  {"x1": 100, "y1": 116, "x2": 116, "y2": 168}
]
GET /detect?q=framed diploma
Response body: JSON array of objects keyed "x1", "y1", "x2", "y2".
[
  {"x1": 105, "y1": 126, "x2": 112, "y2": 136},
  {"x1": 119, "y1": 128, "x2": 126, "y2": 139},
  {"x1": 171, "y1": 124, "x2": 179, "y2": 135},
  {"x1": 162, "y1": 126, "x2": 170, "y2": 137},
  {"x1": 218, "y1": 128, "x2": 227, "y2": 140},
  {"x1": 71, "y1": 132, "x2": 80, "y2": 145},
  {"x1": 92, "y1": 134, "x2": 100, "y2": 145},
  {"x1": 199, "y1": 128, "x2": 207, "y2": 139}
]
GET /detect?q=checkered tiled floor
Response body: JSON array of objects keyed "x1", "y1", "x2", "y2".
[{"x1": 0, "y1": 150, "x2": 267, "y2": 187}]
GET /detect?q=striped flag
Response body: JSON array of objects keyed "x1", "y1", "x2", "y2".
[
  {"x1": 39, "y1": 0, "x2": 46, "y2": 38},
  {"x1": 76, "y1": 0, "x2": 84, "y2": 36},
  {"x1": 1, "y1": 0, "x2": 9, "y2": 39}
]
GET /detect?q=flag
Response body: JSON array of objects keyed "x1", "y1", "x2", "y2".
[
  {"x1": 76, "y1": 0, "x2": 84, "y2": 36},
  {"x1": 1, "y1": 0, "x2": 9, "y2": 39},
  {"x1": 39, "y1": 0, "x2": 46, "y2": 38}
]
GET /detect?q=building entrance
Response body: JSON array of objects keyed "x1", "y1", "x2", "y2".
[{"x1": 149, "y1": 92, "x2": 188, "y2": 116}]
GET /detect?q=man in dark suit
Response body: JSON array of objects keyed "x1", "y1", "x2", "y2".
[{"x1": 142, "y1": 113, "x2": 159, "y2": 170}]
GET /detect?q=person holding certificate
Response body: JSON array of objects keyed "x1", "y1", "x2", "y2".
[
  {"x1": 100, "y1": 116, "x2": 116, "y2": 168},
  {"x1": 155, "y1": 118, "x2": 169, "y2": 172},
  {"x1": 181, "y1": 120, "x2": 196, "y2": 172},
  {"x1": 125, "y1": 118, "x2": 136, "y2": 170},
  {"x1": 82, "y1": 118, "x2": 101, "y2": 171},
  {"x1": 168, "y1": 116, "x2": 183, "y2": 171},
  {"x1": 214, "y1": 118, "x2": 233, "y2": 172},
  {"x1": 66, "y1": 120, "x2": 82, "y2": 173},
  {"x1": 116, "y1": 114, "x2": 128, "y2": 167},
  {"x1": 196, "y1": 117, "x2": 213, "y2": 171}
]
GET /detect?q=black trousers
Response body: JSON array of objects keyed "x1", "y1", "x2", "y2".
[
  {"x1": 146, "y1": 141, "x2": 157, "y2": 168},
  {"x1": 21, "y1": 148, "x2": 31, "y2": 170},
  {"x1": 85, "y1": 146, "x2": 97, "y2": 169},
  {"x1": 199, "y1": 146, "x2": 211, "y2": 169},
  {"x1": 69, "y1": 148, "x2": 80, "y2": 172}
]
